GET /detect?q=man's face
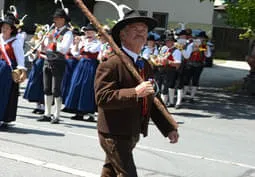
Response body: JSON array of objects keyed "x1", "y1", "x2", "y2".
[
  {"x1": 120, "y1": 22, "x2": 148, "y2": 48},
  {"x1": 53, "y1": 17, "x2": 65, "y2": 28}
]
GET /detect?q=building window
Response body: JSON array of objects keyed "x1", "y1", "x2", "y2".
[
  {"x1": 152, "y1": 12, "x2": 168, "y2": 28},
  {"x1": 139, "y1": 10, "x2": 148, "y2": 16}
]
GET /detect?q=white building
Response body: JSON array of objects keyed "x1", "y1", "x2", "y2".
[
  {"x1": 0, "y1": 0, "x2": 4, "y2": 11},
  {"x1": 94, "y1": 0, "x2": 214, "y2": 32}
]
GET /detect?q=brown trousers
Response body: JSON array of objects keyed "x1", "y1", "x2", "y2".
[{"x1": 98, "y1": 132, "x2": 140, "y2": 177}]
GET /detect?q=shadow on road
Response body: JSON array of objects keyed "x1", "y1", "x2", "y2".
[
  {"x1": 180, "y1": 87, "x2": 255, "y2": 120},
  {"x1": 0, "y1": 126, "x2": 65, "y2": 136}
]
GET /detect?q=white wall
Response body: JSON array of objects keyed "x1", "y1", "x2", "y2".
[
  {"x1": 0, "y1": 0, "x2": 4, "y2": 11},
  {"x1": 138, "y1": 0, "x2": 214, "y2": 25},
  {"x1": 94, "y1": 0, "x2": 138, "y2": 25},
  {"x1": 93, "y1": 0, "x2": 213, "y2": 27}
]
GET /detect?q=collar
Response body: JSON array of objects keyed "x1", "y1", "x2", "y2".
[
  {"x1": 0, "y1": 34, "x2": 16, "y2": 44},
  {"x1": 56, "y1": 25, "x2": 66, "y2": 33},
  {"x1": 122, "y1": 45, "x2": 139, "y2": 63}
]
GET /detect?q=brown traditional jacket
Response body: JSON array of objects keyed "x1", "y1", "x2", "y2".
[{"x1": 94, "y1": 53, "x2": 176, "y2": 137}]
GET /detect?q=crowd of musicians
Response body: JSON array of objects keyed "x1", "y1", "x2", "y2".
[{"x1": 0, "y1": 5, "x2": 212, "y2": 128}]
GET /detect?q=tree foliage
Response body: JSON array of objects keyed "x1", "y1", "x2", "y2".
[{"x1": 226, "y1": 0, "x2": 255, "y2": 39}]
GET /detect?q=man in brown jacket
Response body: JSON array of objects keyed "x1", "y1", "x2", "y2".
[{"x1": 94, "y1": 10, "x2": 179, "y2": 177}]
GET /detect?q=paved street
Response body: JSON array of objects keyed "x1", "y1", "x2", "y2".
[{"x1": 0, "y1": 62, "x2": 254, "y2": 177}]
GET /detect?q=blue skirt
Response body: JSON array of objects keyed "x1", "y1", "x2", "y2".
[
  {"x1": 23, "y1": 58, "x2": 44, "y2": 103},
  {"x1": 64, "y1": 58, "x2": 98, "y2": 113},
  {"x1": 0, "y1": 60, "x2": 14, "y2": 121},
  {"x1": 61, "y1": 58, "x2": 78, "y2": 103}
]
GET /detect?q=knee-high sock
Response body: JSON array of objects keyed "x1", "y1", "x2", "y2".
[
  {"x1": 54, "y1": 97, "x2": 62, "y2": 119},
  {"x1": 183, "y1": 86, "x2": 189, "y2": 96},
  {"x1": 162, "y1": 94, "x2": 169, "y2": 105},
  {"x1": 168, "y1": 88, "x2": 175, "y2": 104},
  {"x1": 44, "y1": 95, "x2": 53, "y2": 117},
  {"x1": 176, "y1": 89, "x2": 183, "y2": 105},
  {"x1": 190, "y1": 86, "x2": 198, "y2": 98}
]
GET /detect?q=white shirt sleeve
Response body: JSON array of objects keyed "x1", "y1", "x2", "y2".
[
  {"x1": 182, "y1": 43, "x2": 193, "y2": 59},
  {"x1": 57, "y1": 30, "x2": 73, "y2": 55},
  {"x1": 16, "y1": 32, "x2": 27, "y2": 48},
  {"x1": 153, "y1": 47, "x2": 159, "y2": 56},
  {"x1": 141, "y1": 47, "x2": 150, "y2": 60},
  {"x1": 172, "y1": 49, "x2": 182, "y2": 63},
  {"x1": 12, "y1": 40, "x2": 26, "y2": 70},
  {"x1": 205, "y1": 45, "x2": 212, "y2": 58}
]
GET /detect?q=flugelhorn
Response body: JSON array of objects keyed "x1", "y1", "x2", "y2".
[{"x1": 25, "y1": 23, "x2": 55, "y2": 57}]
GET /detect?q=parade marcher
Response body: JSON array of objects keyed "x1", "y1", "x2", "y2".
[
  {"x1": 0, "y1": 12, "x2": 26, "y2": 128},
  {"x1": 95, "y1": 10, "x2": 179, "y2": 176},
  {"x1": 159, "y1": 36, "x2": 183, "y2": 108},
  {"x1": 64, "y1": 23, "x2": 101, "y2": 121},
  {"x1": 23, "y1": 28, "x2": 47, "y2": 114},
  {"x1": 175, "y1": 29, "x2": 191, "y2": 101},
  {"x1": 61, "y1": 28, "x2": 80, "y2": 103},
  {"x1": 97, "y1": 25, "x2": 113, "y2": 63},
  {"x1": 141, "y1": 34, "x2": 159, "y2": 60},
  {"x1": 37, "y1": 8, "x2": 73, "y2": 124},
  {"x1": 182, "y1": 31, "x2": 211, "y2": 102}
]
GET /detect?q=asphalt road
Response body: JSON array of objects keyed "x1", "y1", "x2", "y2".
[{"x1": 0, "y1": 62, "x2": 254, "y2": 177}]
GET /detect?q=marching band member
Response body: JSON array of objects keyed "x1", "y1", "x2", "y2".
[
  {"x1": 61, "y1": 28, "x2": 81, "y2": 103},
  {"x1": 0, "y1": 12, "x2": 26, "y2": 128},
  {"x1": 159, "y1": 36, "x2": 182, "y2": 107},
  {"x1": 64, "y1": 23, "x2": 101, "y2": 122},
  {"x1": 182, "y1": 31, "x2": 211, "y2": 102},
  {"x1": 37, "y1": 8, "x2": 73, "y2": 124},
  {"x1": 141, "y1": 34, "x2": 159, "y2": 60},
  {"x1": 23, "y1": 29, "x2": 47, "y2": 114},
  {"x1": 97, "y1": 25, "x2": 113, "y2": 62}
]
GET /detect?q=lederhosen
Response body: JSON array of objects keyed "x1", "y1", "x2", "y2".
[
  {"x1": 184, "y1": 46, "x2": 205, "y2": 87},
  {"x1": 43, "y1": 27, "x2": 69, "y2": 97},
  {"x1": 0, "y1": 39, "x2": 19, "y2": 122}
]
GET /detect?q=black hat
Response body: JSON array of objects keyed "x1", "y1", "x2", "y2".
[
  {"x1": 112, "y1": 10, "x2": 158, "y2": 46},
  {"x1": 195, "y1": 31, "x2": 208, "y2": 39},
  {"x1": 147, "y1": 34, "x2": 156, "y2": 41},
  {"x1": 53, "y1": 8, "x2": 71, "y2": 22},
  {"x1": 176, "y1": 30, "x2": 188, "y2": 36},
  {"x1": 72, "y1": 28, "x2": 81, "y2": 36},
  {"x1": 165, "y1": 35, "x2": 176, "y2": 42},
  {"x1": 0, "y1": 12, "x2": 19, "y2": 30},
  {"x1": 83, "y1": 23, "x2": 97, "y2": 32}
]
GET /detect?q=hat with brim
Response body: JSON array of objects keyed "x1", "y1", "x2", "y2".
[
  {"x1": 195, "y1": 31, "x2": 208, "y2": 39},
  {"x1": 83, "y1": 23, "x2": 97, "y2": 32},
  {"x1": 147, "y1": 34, "x2": 156, "y2": 41},
  {"x1": 0, "y1": 13, "x2": 19, "y2": 30},
  {"x1": 53, "y1": 8, "x2": 71, "y2": 22},
  {"x1": 165, "y1": 35, "x2": 176, "y2": 42},
  {"x1": 72, "y1": 28, "x2": 81, "y2": 36},
  {"x1": 112, "y1": 10, "x2": 157, "y2": 47},
  {"x1": 176, "y1": 30, "x2": 188, "y2": 36}
]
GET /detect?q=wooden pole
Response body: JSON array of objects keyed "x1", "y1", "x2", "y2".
[{"x1": 74, "y1": 0, "x2": 178, "y2": 129}]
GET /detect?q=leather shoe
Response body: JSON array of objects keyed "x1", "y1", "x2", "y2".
[
  {"x1": 37, "y1": 115, "x2": 51, "y2": 122},
  {"x1": 70, "y1": 115, "x2": 84, "y2": 121},
  {"x1": 84, "y1": 116, "x2": 96, "y2": 122},
  {"x1": 51, "y1": 117, "x2": 60, "y2": 124},
  {"x1": 175, "y1": 104, "x2": 181, "y2": 109}
]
